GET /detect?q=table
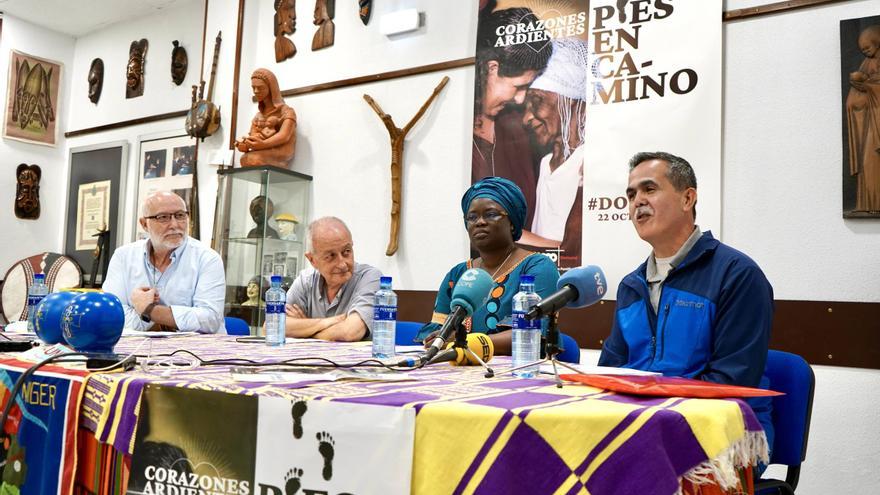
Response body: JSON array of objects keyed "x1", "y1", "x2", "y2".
[{"x1": 2, "y1": 335, "x2": 766, "y2": 495}]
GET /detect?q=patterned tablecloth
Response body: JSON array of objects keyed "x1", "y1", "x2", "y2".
[{"x1": 71, "y1": 334, "x2": 765, "y2": 495}]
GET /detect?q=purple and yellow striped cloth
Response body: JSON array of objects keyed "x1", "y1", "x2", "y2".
[{"x1": 72, "y1": 335, "x2": 765, "y2": 495}]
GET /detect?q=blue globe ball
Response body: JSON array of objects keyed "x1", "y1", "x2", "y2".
[
  {"x1": 61, "y1": 292, "x2": 125, "y2": 353},
  {"x1": 34, "y1": 291, "x2": 79, "y2": 344}
]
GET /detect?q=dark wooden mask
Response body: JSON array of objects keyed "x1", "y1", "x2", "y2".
[{"x1": 15, "y1": 164, "x2": 41, "y2": 220}]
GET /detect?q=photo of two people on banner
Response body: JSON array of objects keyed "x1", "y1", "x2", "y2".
[{"x1": 472, "y1": 4, "x2": 589, "y2": 270}]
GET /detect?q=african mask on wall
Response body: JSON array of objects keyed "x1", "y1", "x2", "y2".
[
  {"x1": 88, "y1": 58, "x2": 104, "y2": 104},
  {"x1": 126, "y1": 39, "x2": 148, "y2": 98},
  {"x1": 15, "y1": 164, "x2": 41, "y2": 220},
  {"x1": 171, "y1": 40, "x2": 188, "y2": 85}
]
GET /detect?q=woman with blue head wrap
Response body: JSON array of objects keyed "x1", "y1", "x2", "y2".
[{"x1": 416, "y1": 177, "x2": 560, "y2": 355}]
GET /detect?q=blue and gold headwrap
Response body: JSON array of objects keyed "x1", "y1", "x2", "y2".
[{"x1": 461, "y1": 177, "x2": 527, "y2": 241}]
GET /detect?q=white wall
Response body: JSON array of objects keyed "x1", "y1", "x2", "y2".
[
  {"x1": 64, "y1": 0, "x2": 215, "y2": 245},
  {"x1": 0, "y1": 16, "x2": 75, "y2": 269},
  {"x1": 720, "y1": 2, "x2": 880, "y2": 492},
  {"x1": 723, "y1": 0, "x2": 880, "y2": 303},
  {"x1": 200, "y1": 0, "x2": 479, "y2": 290}
]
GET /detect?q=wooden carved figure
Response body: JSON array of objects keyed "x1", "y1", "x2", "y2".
[
  {"x1": 363, "y1": 76, "x2": 449, "y2": 255},
  {"x1": 275, "y1": 0, "x2": 297, "y2": 62},
  {"x1": 171, "y1": 41, "x2": 188, "y2": 85},
  {"x1": 359, "y1": 0, "x2": 372, "y2": 25},
  {"x1": 235, "y1": 69, "x2": 297, "y2": 168},
  {"x1": 312, "y1": 0, "x2": 335, "y2": 51},
  {"x1": 88, "y1": 58, "x2": 104, "y2": 104},
  {"x1": 126, "y1": 39, "x2": 148, "y2": 98},
  {"x1": 15, "y1": 164, "x2": 41, "y2": 220},
  {"x1": 846, "y1": 24, "x2": 880, "y2": 213}
]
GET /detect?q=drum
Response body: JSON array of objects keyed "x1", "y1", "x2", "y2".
[{"x1": 1, "y1": 252, "x2": 82, "y2": 323}]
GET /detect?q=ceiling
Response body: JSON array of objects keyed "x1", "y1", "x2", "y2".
[{"x1": 0, "y1": 0, "x2": 197, "y2": 38}]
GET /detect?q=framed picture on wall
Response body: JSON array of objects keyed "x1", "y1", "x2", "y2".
[
  {"x1": 134, "y1": 132, "x2": 199, "y2": 240},
  {"x1": 3, "y1": 50, "x2": 62, "y2": 146},
  {"x1": 65, "y1": 142, "x2": 129, "y2": 286},
  {"x1": 841, "y1": 14, "x2": 880, "y2": 218}
]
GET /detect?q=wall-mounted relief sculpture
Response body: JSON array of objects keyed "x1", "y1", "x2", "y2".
[
  {"x1": 275, "y1": 0, "x2": 297, "y2": 62},
  {"x1": 841, "y1": 15, "x2": 880, "y2": 218},
  {"x1": 171, "y1": 40, "x2": 188, "y2": 85},
  {"x1": 88, "y1": 58, "x2": 104, "y2": 104},
  {"x1": 312, "y1": 0, "x2": 335, "y2": 51},
  {"x1": 4, "y1": 50, "x2": 61, "y2": 146},
  {"x1": 359, "y1": 0, "x2": 372, "y2": 25},
  {"x1": 126, "y1": 39, "x2": 148, "y2": 98},
  {"x1": 15, "y1": 164, "x2": 41, "y2": 220}
]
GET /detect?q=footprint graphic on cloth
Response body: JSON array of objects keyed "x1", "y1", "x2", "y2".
[
  {"x1": 291, "y1": 400, "x2": 308, "y2": 439},
  {"x1": 316, "y1": 431, "x2": 335, "y2": 481},
  {"x1": 284, "y1": 467, "x2": 304, "y2": 495}
]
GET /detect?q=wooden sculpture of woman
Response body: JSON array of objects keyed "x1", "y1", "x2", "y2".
[{"x1": 235, "y1": 68, "x2": 297, "y2": 168}]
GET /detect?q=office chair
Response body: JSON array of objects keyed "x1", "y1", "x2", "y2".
[
  {"x1": 224, "y1": 316, "x2": 251, "y2": 336},
  {"x1": 755, "y1": 350, "x2": 815, "y2": 495},
  {"x1": 556, "y1": 332, "x2": 581, "y2": 364},
  {"x1": 395, "y1": 321, "x2": 425, "y2": 346}
]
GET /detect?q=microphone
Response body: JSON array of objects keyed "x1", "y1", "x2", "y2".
[
  {"x1": 427, "y1": 333, "x2": 494, "y2": 366},
  {"x1": 423, "y1": 268, "x2": 495, "y2": 361},
  {"x1": 526, "y1": 265, "x2": 606, "y2": 320},
  {"x1": 405, "y1": 268, "x2": 494, "y2": 367}
]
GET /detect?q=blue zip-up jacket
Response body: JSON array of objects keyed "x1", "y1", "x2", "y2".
[{"x1": 599, "y1": 231, "x2": 774, "y2": 451}]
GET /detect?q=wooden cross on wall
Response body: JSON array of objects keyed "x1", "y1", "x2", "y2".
[{"x1": 363, "y1": 76, "x2": 449, "y2": 256}]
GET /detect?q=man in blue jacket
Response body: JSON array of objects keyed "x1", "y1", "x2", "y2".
[{"x1": 598, "y1": 151, "x2": 774, "y2": 461}]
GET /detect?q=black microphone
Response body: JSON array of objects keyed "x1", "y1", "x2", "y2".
[{"x1": 526, "y1": 265, "x2": 606, "y2": 320}]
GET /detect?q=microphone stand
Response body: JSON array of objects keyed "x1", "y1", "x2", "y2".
[
  {"x1": 430, "y1": 321, "x2": 494, "y2": 378},
  {"x1": 505, "y1": 312, "x2": 581, "y2": 388}
]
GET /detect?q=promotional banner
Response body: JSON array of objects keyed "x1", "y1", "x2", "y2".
[
  {"x1": 582, "y1": 0, "x2": 721, "y2": 295},
  {"x1": 126, "y1": 385, "x2": 258, "y2": 495},
  {"x1": 254, "y1": 396, "x2": 415, "y2": 495},
  {"x1": 127, "y1": 385, "x2": 415, "y2": 495},
  {"x1": 473, "y1": 0, "x2": 721, "y2": 290},
  {"x1": 0, "y1": 359, "x2": 86, "y2": 495},
  {"x1": 472, "y1": 0, "x2": 589, "y2": 270}
]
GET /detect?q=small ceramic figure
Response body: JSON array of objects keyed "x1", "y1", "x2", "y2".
[
  {"x1": 247, "y1": 196, "x2": 280, "y2": 239},
  {"x1": 241, "y1": 277, "x2": 267, "y2": 307},
  {"x1": 275, "y1": 213, "x2": 300, "y2": 241}
]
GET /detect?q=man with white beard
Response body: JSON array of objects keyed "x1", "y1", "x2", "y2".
[{"x1": 103, "y1": 191, "x2": 225, "y2": 333}]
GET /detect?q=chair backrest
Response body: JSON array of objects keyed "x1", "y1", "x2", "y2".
[
  {"x1": 395, "y1": 321, "x2": 425, "y2": 346},
  {"x1": 225, "y1": 316, "x2": 251, "y2": 336},
  {"x1": 557, "y1": 332, "x2": 581, "y2": 364},
  {"x1": 766, "y1": 350, "x2": 815, "y2": 467}
]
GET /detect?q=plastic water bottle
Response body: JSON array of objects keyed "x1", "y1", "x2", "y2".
[
  {"x1": 512, "y1": 274, "x2": 542, "y2": 378},
  {"x1": 372, "y1": 276, "x2": 397, "y2": 359},
  {"x1": 265, "y1": 275, "x2": 286, "y2": 346},
  {"x1": 26, "y1": 273, "x2": 48, "y2": 333}
]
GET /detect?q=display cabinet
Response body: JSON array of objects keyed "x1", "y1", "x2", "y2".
[{"x1": 213, "y1": 166, "x2": 311, "y2": 333}]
